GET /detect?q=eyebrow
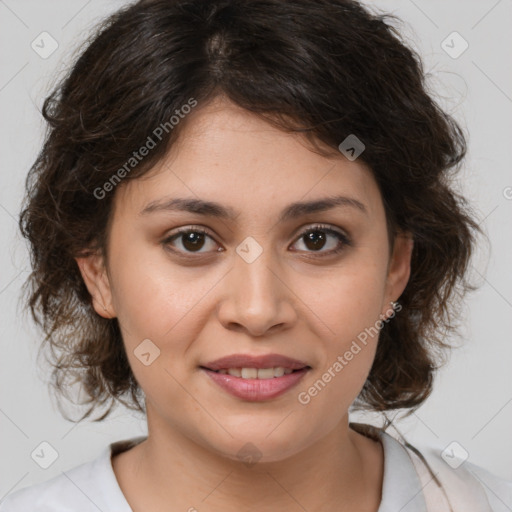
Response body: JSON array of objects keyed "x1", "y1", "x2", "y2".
[{"x1": 139, "y1": 194, "x2": 368, "y2": 222}]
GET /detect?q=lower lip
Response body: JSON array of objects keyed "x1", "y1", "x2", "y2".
[{"x1": 201, "y1": 368, "x2": 310, "y2": 401}]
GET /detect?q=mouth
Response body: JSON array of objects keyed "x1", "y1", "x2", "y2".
[
  {"x1": 199, "y1": 354, "x2": 312, "y2": 401},
  {"x1": 199, "y1": 366, "x2": 311, "y2": 402},
  {"x1": 199, "y1": 366, "x2": 311, "y2": 379}
]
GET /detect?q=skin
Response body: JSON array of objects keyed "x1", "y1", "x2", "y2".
[{"x1": 76, "y1": 95, "x2": 413, "y2": 512}]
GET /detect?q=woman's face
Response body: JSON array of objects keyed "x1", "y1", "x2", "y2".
[{"x1": 78, "y1": 96, "x2": 412, "y2": 462}]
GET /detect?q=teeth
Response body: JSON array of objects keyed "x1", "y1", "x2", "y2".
[
  {"x1": 242, "y1": 368, "x2": 258, "y2": 379},
  {"x1": 215, "y1": 367, "x2": 298, "y2": 378}
]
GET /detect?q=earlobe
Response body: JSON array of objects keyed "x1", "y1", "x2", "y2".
[{"x1": 75, "y1": 252, "x2": 116, "y2": 319}]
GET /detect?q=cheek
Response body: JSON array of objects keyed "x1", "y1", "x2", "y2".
[
  {"x1": 294, "y1": 286, "x2": 382, "y2": 428},
  {"x1": 108, "y1": 241, "x2": 215, "y2": 354},
  {"x1": 300, "y1": 256, "x2": 388, "y2": 346},
  {"x1": 292, "y1": 255, "x2": 387, "y2": 406}
]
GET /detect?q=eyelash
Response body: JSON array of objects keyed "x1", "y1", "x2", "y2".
[{"x1": 162, "y1": 223, "x2": 352, "y2": 259}]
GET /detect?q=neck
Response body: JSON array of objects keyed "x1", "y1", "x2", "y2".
[{"x1": 116, "y1": 408, "x2": 384, "y2": 512}]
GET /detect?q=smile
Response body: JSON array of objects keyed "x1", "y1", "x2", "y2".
[{"x1": 201, "y1": 366, "x2": 311, "y2": 401}]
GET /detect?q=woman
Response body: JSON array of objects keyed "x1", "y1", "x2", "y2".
[{"x1": 2, "y1": 0, "x2": 511, "y2": 510}]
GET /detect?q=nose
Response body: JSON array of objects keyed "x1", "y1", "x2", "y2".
[{"x1": 216, "y1": 243, "x2": 298, "y2": 337}]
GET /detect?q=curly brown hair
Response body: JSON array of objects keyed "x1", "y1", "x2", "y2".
[{"x1": 19, "y1": 0, "x2": 481, "y2": 422}]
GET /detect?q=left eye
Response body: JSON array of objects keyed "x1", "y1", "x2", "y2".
[
  {"x1": 162, "y1": 224, "x2": 350, "y2": 256},
  {"x1": 290, "y1": 225, "x2": 350, "y2": 255}
]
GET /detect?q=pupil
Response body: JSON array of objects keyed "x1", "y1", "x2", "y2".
[
  {"x1": 305, "y1": 231, "x2": 326, "y2": 251},
  {"x1": 183, "y1": 232, "x2": 205, "y2": 251}
]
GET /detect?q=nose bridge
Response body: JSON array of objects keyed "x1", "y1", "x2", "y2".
[
  {"x1": 219, "y1": 235, "x2": 293, "y2": 334},
  {"x1": 233, "y1": 235, "x2": 280, "y2": 306}
]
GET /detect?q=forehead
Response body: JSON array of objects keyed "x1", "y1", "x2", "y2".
[{"x1": 113, "y1": 98, "x2": 383, "y2": 222}]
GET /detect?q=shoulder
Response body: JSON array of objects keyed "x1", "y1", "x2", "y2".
[
  {"x1": 350, "y1": 422, "x2": 512, "y2": 512},
  {"x1": 0, "y1": 455, "x2": 105, "y2": 512},
  {"x1": 0, "y1": 437, "x2": 143, "y2": 512},
  {"x1": 403, "y1": 436, "x2": 512, "y2": 512}
]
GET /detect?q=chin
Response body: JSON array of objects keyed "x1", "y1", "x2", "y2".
[{"x1": 204, "y1": 428, "x2": 309, "y2": 466}]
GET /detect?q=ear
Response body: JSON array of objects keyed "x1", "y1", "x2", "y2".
[
  {"x1": 381, "y1": 232, "x2": 414, "y2": 318},
  {"x1": 75, "y1": 251, "x2": 116, "y2": 319}
]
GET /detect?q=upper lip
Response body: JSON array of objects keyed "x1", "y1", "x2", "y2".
[{"x1": 201, "y1": 353, "x2": 311, "y2": 371}]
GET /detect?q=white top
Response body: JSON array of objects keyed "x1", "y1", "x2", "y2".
[{"x1": 1, "y1": 427, "x2": 511, "y2": 511}]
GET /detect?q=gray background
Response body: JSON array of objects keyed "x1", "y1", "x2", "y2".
[{"x1": 1, "y1": 0, "x2": 511, "y2": 498}]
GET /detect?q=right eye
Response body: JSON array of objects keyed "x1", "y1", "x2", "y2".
[{"x1": 162, "y1": 226, "x2": 223, "y2": 255}]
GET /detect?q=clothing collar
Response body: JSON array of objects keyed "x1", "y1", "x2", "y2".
[{"x1": 377, "y1": 430, "x2": 428, "y2": 512}]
